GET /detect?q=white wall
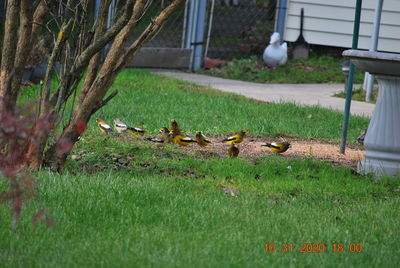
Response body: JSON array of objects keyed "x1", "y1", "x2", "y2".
[{"x1": 284, "y1": 0, "x2": 400, "y2": 53}]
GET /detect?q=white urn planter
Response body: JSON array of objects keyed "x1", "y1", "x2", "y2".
[{"x1": 343, "y1": 50, "x2": 400, "y2": 178}]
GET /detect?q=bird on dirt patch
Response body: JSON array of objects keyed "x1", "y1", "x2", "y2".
[
  {"x1": 357, "y1": 130, "x2": 367, "y2": 145},
  {"x1": 145, "y1": 127, "x2": 171, "y2": 144},
  {"x1": 223, "y1": 130, "x2": 246, "y2": 144},
  {"x1": 160, "y1": 126, "x2": 173, "y2": 143},
  {"x1": 262, "y1": 32, "x2": 287, "y2": 68},
  {"x1": 127, "y1": 126, "x2": 145, "y2": 136},
  {"x1": 96, "y1": 118, "x2": 112, "y2": 134},
  {"x1": 114, "y1": 119, "x2": 128, "y2": 133},
  {"x1": 195, "y1": 131, "x2": 211, "y2": 146},
  {"x1": 169, "y1": 119, "x2": 182, "y2": 137},
  {"x1": 172, "y1": 135, "x2": 197, "y2": 146},
  {"x1": 262, "y1": 141, "x2": 291, "y2": 153},
  {"x1": 228, "y1": 143, "x2": 239, "y2": 158}
]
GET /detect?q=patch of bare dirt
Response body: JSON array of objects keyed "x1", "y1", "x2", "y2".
[
  {"x1": 108, "y1": 134, "x2": 364, "y2": 169},
  {"x1": 179, "y1": 136, "x2": 364, "y2": 169}
]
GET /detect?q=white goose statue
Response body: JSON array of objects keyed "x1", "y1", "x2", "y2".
[{"x1": 262, "y1": 32, "x2": 288, "y2": 68}]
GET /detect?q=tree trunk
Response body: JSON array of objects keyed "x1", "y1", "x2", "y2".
[
  {"x1": 11, "y1": 0, "x2": 50, "y2": 103},
  {"x1": 31, "y1": 1, "x2": 51, "y2": 41},
  {"x1": 1, "y1": 1, "x2": 54, "y2": 170},
  {"x1": 0, "y1": 0, "x2": 50, "y2": 113},
  {"x1": 26, "y1": 112, "x2": 57, "y2": 171},
  {"x1": 10, "y1": 0, "x2": 32, "y2": 102},
  {"x1": 0, "y1": 0, "x2": 20, "y2": 115}
]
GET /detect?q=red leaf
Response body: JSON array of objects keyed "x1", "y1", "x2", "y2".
[{"x1": 76, "y1": 120, "x2": 87, "y2": 134}]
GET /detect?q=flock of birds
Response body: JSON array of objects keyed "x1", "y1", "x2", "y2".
[
  {"x1": 91, "y1": 33, "x2": 290, "y2": 157},
  {"x1": 93, "y1": 32, "x2": 366, "y2": 158},
  {"x1": 92, "y1": 32, "x2": 366, "y2": 161},
  {"x1": 95, "y1": 118, "x2": 292, "y2": 157}
]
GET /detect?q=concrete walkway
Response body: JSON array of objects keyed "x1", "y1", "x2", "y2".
[{"x1": 151, "y1": 70, "x2": 375, "y2": 117}]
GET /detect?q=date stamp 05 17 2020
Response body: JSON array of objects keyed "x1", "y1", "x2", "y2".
[{"x1": 264, "y1": 243, "x2": 363, "y2": 253}]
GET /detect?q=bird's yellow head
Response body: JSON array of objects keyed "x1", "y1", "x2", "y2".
[{"x1": 160, "y1": 127, "x2": 169, "y2": 133}]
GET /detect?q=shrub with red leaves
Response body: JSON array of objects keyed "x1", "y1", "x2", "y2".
[{"x1": 0, "y1": 104, "x2": 54, "y2": 230}]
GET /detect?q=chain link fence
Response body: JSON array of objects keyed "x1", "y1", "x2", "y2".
[
  {"x1": 141, "y1": 0, "x2": 276, "y2": 60},
  {"x1": 0, "y1": 0, "x2": 277, "y2": 68},
  {"x1": 137, "y1": 0, "x2": 187, "y2": 48},
  {"x1": 205, "y1": 0, "x2": 276, "y2": 59}
]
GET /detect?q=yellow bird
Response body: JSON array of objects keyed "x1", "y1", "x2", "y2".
[
  {"x1": 114, "y1": 119, "x2": 128, "y2": 133},
  {"x1": 169, "y1": 120, "x2": 194, "y2": 146},
  {"x1": 57, "y1": 31, "x2": 64, "y2": 41},
  {"x1": 169, "y1": 119, "x2": 182, "y2": 137},
  {"x1": 172, "y1": 135, "x2": 197, "y2": 146},
  {"x1": 127, "y1": 126, "x2": 145, "y2": 136},
  {"x1": 262, "y1": 142, "x2": 291, "y2": 153},
  {"x1": 223, "y1": 130, "x2": 246, "y2": 144},
  {"x1": 195, "y1": 131, "x2": 211, "y2": 146},
  {"x1": 144, "y1": 127, "x2": 171, "y2": 144},
  {"x1": 228, "y1": 143, "x2": 239, "y2": 158},
  {"x1": 96, "y1": 118, "x2": 112, "y2": 133},
  {"x1": 160, "y1": 127, "x2": 173, "y2": 143}
]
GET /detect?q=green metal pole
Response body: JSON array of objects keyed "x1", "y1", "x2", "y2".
[{"x1": 340, "y1": 0, "x2": 362, "y2": 154}]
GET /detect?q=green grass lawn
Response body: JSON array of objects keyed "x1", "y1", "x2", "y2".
[
  {"x1": 1, "y1": 69, "x2": 399, "y2": 267},
  {"x1": 92, "y1": 69, "x2": 368, "y2": 141},
  {"x1": 199, "y1": 56, "x2": 365, "y2": 84}
]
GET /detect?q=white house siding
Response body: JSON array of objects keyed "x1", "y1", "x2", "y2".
[{"x1": 284, "y1": 0, "x2": 400, "y2": 53}]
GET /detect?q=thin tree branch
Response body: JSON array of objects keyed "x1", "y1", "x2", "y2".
[
  {"x1": 81, "y1": 0, "x2": 112, "y2": 96},
  {"x1": 41, "y1": 19, "x2": 73, "y2": 110},
  {"x1": 70, "y1": 0, "x2": 135, "y2": 75},
  {"x1": 44, "y1": 0, "x2": 62, "y2": 30},
  {"x1": 54, "y1": 42, "x2": 70, "y2": 114},
  {"x1": 86, "y1": 0, "x2": 149, "y2": 95},
  {"x1": 100, "y1": 0, "x2": 148, "y2": 72},
  {"x1": 92, "y1": 89, "x2": 119, "y2": 114},
  {"x1": 114, "y1": 0, "x2": 184, "y2": 74}
]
